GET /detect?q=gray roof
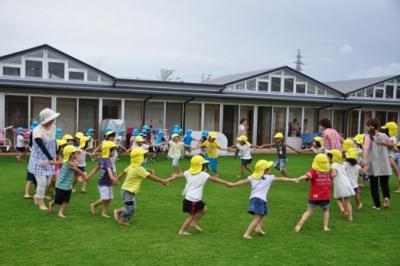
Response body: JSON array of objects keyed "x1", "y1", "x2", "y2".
[
  {"x1": 326, "y1": 75, "x2": 398, "y2": 94},
  {"x1": 207, "y1": 67, "x2": 280, "y2": 85}
]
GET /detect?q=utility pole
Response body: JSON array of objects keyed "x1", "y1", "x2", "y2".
[{"x1": 294, "y1": 49, "x2": 304, "y2": 72}]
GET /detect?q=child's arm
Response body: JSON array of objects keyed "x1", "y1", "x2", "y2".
[
  {"x1": 70, "y1": 161, "x2": 88, "y2": 181},
  {"x1": 118, "y1": 144, "x2": 129, "y2": 152},
  {"x1": 208, "y1": 174, "x2": 230, "y2": 186},
  {"x1": 147, "y1": 174, "x2": 169, "y2": 186},
  {"x1": 91, "y1": 144, "x2": 102, "y2": 156},
  {"x1": 217, "y1": 145, "x2": 229, "y2": 151},
  {"x1": 296, "y1": 148, "x2": 313, "y2": 153},
  {"x1": 274, "y1": 177, "x2": 297, "y2": 183},
  {"x1": 286, "y1": 144, "x2": 301, "y2": 154},
  {"x1": 376, "y1": 139, "x2": 396, "y2": 148},
  {"x1": 166, "y1": 173, "x2": 185, "y2": 183},
  {"x1": 229, "y1": 178, "x2": 250, "y2": 187},
  {"x1": 114, "y1": 171, "x2": 127, "y2": 183},
  {"x1": 294, "y1": 174, "x2": 310, "y2": 183},
  {"x1": 258, "y1": 143, "x2": 274, "y2": 148},
  {"x1": 86, "y1": 165, "x2": 100, "y2": 180}
]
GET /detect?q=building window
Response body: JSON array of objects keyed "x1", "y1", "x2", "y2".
[
  {"x1": 284, "y1": 78, "x2": 294, "y2": 93},
  {"x1": 3, "y1": 66, "x2": 20, "y2": 76},
  {"x1": 356, "y1": 90, "x2": 364, "y2": 97},
  {"x1": 48, "y1": 62, "x2": 65, "y2": 79},
  {"x1": 316, "y1": 87, "x2": 325, "y2": 95},
  {"x1": 246, "y1": 79, "x2": 256, "y2": 91},
  {"x1": 258, "y1": 81, "x2": 269, "y2": 91},
  {"x1": 375, "y1": 88, "x2": 384, "y2": 98},
  {"x1": 234, "y1": 82, "x2": 245, "y2": 91},
  {"x1": 307, "y1": 84, "x2": 316, "y2": 94},
  {"x1": 385, "y1": 85, "x2": 394, "y2": 99},
  {"x1": 271, "y1": 77, "x2": 281, "y2": 92},
  {"x1": 365, "y1": 87, "x2": 373, "y2": 98},
  {"x1": 396, "y1": 86, "x2": 400, "y2": 99},
  {"x1": 103, "y1": 100, "x2": 121, "y2": 119},
  {"x1": 296, "y1": 83, "x2": 306, "y2": 94},
  {"x1": 25, "y1": 60, "x2": 42, "y2": 77},
  {"x1": 69, "y1": 71, "x2": 84, "y2": 81}
]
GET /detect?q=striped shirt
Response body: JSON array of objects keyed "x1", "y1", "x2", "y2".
[{"x1": 323, "y1": 128, "x2": 342, "y2": 151}]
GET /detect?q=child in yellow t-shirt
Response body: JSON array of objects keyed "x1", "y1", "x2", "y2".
[
  {"x1": 196, "y1": 132, "x2": 227, "y2": 174},
  {"x1": 113, "y1": 147, "x2": 169, "y2": 225}
]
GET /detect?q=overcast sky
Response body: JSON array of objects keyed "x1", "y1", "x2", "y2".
[{"x1": 1, "y1": 0, "x2": 399, "y2": 82}]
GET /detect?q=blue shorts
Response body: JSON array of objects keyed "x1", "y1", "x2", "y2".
[
  {"x1": 308, "y1": 200, "x2": 330, "y2": 209},
  {"x1": 274, "y1": 158, "x2": 288, "y2": 171},
  {"x1": 248, "y1": 197, "x2": 268, "y2": 216},
  {"x1": 241, "y1": 159, "x2": 252, "y2": 166},
  {"x1": 206, "y1": 157, "x2": 218, "y2": 173},
  {"x1": 26, "y1": 171, "x2": 37, "y2": 184}
]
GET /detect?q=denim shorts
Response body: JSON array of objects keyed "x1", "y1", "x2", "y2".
[
  {"x1": 308, "y1": 200, "x2": 330, "y2": 209},
  {"x1": 248, "y1": 197, "x2": 268, "y2": 216},
  {"x1": 274, "y1": 158, "x2": 288, "y2": 171},
  {"x1": 241, "y1": 159, "x2": 252, "y2": 166}
]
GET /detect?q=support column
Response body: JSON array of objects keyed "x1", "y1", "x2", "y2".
[
  {"x1": 76, "y1": 97, "x2": 79, "y2": 131},
  {"x1": 98, "y1": 98, "x2": 103, "y2": 138},
  {"x1": 51, "y1": 96, "x2": 57, "y2": 111},
  {"x1": 163, "y1": 101, "x2": 166, "y2": 130},
  {"x1": 201, "y1": 103, "x2": 205, "y2": 130},
  {"x1": 300, "y1": 107, "x2": 305, "y2": 134},
  {"x1": 285, "y1": 107, "x2": 289, "y2": 138},
  {"x1": 219, "y1": 104, "x2": 223, "y2": 133},
  {"x1": 357, "y1": 109, "x2": 361, "y2": 134},
  {"x1": 28, "y1": 95, "x2": 31, "y2": 128},
  {"x1": 121, "y1": 99, "x2": 125, "y2": 122},
  {"x1": 252, "y1": 105, "x2": 258, "y2": 145},
  {"x1": 0, "y1": 93, "x2": 5, "y2": 129}
]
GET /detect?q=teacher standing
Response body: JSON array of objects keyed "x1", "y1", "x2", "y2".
[
  {"x1": 363, "y1": 119, "x2": 394, "y2": 209},
  {"x1": 28, "y1": 108, "x2": 60, "y2": 210},
  {"x1": 319, "y1": 118, "x2": 343, "y2": 150}
]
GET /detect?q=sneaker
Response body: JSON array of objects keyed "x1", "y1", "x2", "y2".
[{"x1": 372, "y1": 206, "x2": 381, "y2": 210}]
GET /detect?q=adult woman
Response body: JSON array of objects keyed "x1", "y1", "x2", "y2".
[
  {"x1": 363, "y1": 119, "x2": 394, "y2": 209},
  {"x1": 28, "y1": 108, "x2": 59, "y2": 210},
  {"x1": 319, "y1": 118, "x2": 343, "y2": 150}
]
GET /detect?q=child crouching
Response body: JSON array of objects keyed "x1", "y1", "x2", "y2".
[
  {"x1": 228, "y1": 160, "x2": 296, "y2": 239},
  {"x1": 48, "y1": 145, "x2": 88, "y2": 218}
]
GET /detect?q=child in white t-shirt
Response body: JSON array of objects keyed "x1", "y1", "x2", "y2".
[
  {"x1": 168, "y1": 134, "x2": 184, "y2": 174},
  {"x1": 227, "y1": 135, "x2": 254, "y2": 178},
  {"x1": 228, "y1": 160, "x2": 295, "y2": 239},
  {"x1": 343, "y1": 148, "x2": 365, "y2": 209},
  {"x1": 16, "y1": 127, "x2": 27, "y2": 162},
  {"x1": 167, "y1": 155, "x2": 230, "y2": 236}
]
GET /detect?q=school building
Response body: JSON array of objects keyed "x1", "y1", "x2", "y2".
[{"x1": 0, "y1": 44, "x2": 399, "y2": 147}]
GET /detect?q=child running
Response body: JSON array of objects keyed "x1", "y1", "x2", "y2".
[
  {"x1": 327, "y1": 149, "x2": 355, "y2": 221},
  {"x1": 72, "y1": 136, "x2": 91, "y2": 193},
  {"x1": 344, "y1": 148, "x2": 365, "y2": 209},
  {"x1": 195, "y1": 132, "x2": 227, "y2": 174},
  {"x1": 183, "y1": 129, "x2": 197, "y2": 158},
  {"x1": 294, "y1": 153, "x2": 333, "y2": 232},
  {"x1": 228, "y1": 160, "x2": 296, "y2": 239},
  {"x1": 90, "y1": 141, "x2": 119, "y2": 218},
  {"x1": 113, "y1": 147, "x2": 169, "y2": 225},
  {"x1": 259, "y1": 132, "x2": 301, "y2": 177},
  {"x1": 48, "y1": 145, "x2": 88, "y2": 218},
  {"x1": 167, "y1": 155, "x2": 231, "y2": 235},
  {"x1": 16, "y1": 127, "x2": 27, "y2": 162},
  {"x1": 168, "y1": 133, "x2": 184, "y2": 174},
  {"x1": 227, "y1": 135, "x2": 254, "y2": 178}
]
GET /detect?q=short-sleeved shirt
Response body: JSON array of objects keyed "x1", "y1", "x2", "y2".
[
  {"x1": 98, "y1": 158, "x2": 114, "y2": 187},
  {"x1": 248, "y1": 174, "x2": 275, "y2": 202},
  {"x1": 323, "y1": 128, "x2": 342, "y2": 150},
  {"x1": 121, "y1": 165, "x2": 150, "y2": 193},
  {"x1": 183, "y1": 171, "x2": 210, "y2": 202},
  {"x1": 203, "y1": 141, "x2": 219, "y2": 158},
  {"x1": 306, "y1": 169, "x2": 332, "y2": 201},
  {"x1": 364, "y1": 133, "x2": 392, "y2": 176},
  {"x1": 55, "y1": 161, "x2": 75, "y2": 190},
  {"x1": 183, "y1": 135, "x2": 193, "y2": 146},
  {"x1": 276, "y1": 144, "x2": 287, "y2": 159},
  {"x1": 16, "y1": 135, "x2": 25, "y2": 147},
  {"x1": 168, "y1": 141, "x2": 184, "y2": 159},
  {"x1": 388, "y1": 136, "x2": 397, "y2": 158},
  {"x1": 237, "y1": 143, "x2": 252, "y2": 160},
  {"x1": 76, "y1": 149, "x2": 87, "y2": 167},
  {"x1": 343, "y1": 161, "x2": 361, "y2": 189}
]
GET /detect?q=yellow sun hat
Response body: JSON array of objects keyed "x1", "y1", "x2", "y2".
[
  {"x1": 171, "y1": 133, "x2": 180, "y2": 140},
  {"x1": 354, "y1": 134, "x2": 364, "y2": 145},
  {"x1": 56, "y1": 139, "x2": 67, "y2": 148},
  {"x1": 327, "y1": 149, "x2": 343, "y2": 164},
  {"x1": 209, "y1": 132, "x2": 217, "y2": 139},
  {"x1": 381, "y1": 122, "x2": 398, "y2": 137},
  {"x1": 251, "y1": 160, "x2": 274, "y2": 180},
  {"x1": 101, "y1": 140, "x2": 117, "y2": 158},
  {"x1": 342, "y1": 138, "x2": 354, "y2": 152},
  {"x1": 63, "y1": 145, "x2": 78, "y2": 163},
  {"x1": 75, "y1": 132, "x2": 84, "y2": 139},
  {"x1": 62, "y1": 134, "x2": 74, "y2": 141},
  {"x1": 79, "y1": 136, "x2": 90, "y2": 148},
  {"x1": 274, "y1": 132, "x2": 284, "y2": 139},
  {"x1": 130, "y1": 146, "x2": 148, "y2": 167},
  {"x1": 312, "y1": 153, "x2": 330, "y2": 172},
  {"x1": 188, "y1": 155, "x2": 209, "y2": 175},
  {"x1": 105, "y1": 130, "x2": 116, "y2": 137},
  {"x1": 135, "y1": 135, "x2": 145, "y2": 143},
  {"x1": 313, "y1": 136, "x2": 323, "y2": 146},
  {"x1": 345, "y1": 148, "x2": 359, "y2": 160},
  {"x1": 236, "y1": 135, "x2": 250, "y2": 144}
]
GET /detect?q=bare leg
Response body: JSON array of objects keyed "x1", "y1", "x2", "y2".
[
  {"x1": 190, "y1": 206, "x2": 207, "y2": 232},
  {"x1": 82, "y1": 180, "x2": 87, "y2": 193},
  {"x1": 48, "y1": 200, "x2": 55, "y2": 212},
  {"x1": 255, "y1": 216, "x2": 266, "y2": 235},
  {"x1": 102, "y1": 200, "x2": 111, "y2": 217},
  {"x1": 345, "y1": 198, "x2": 353, "y2": 221},
  {"x1": 336, "y1": 199, "x2": 345, "y2": 215},
  {"x1": 281, "y1": 169, "x2": 287, "y2": 177},
  {"x1": 322, "y1": 208, "x2": 330, "y2": 231},
  {"x1": 91, "y1": 199, "x2": 103, "y2": 215},
  {"x1": 243, "y1": 215, "x2": 263, "y2": 239},
  {"x1": 24, "y1": 181, "x2": 33, "y2": 198},
  {"x1": 355, "y1": 191, "x2": 362, "y2": 209},
  {"x1": 295, "y1": 207, "x2": 314, "y2": 232},
  {"x1": 179, "y1": 215, "x2": 196, "y2": 235},
  {"x1": 58, "y1": 202, "x2": 67, "y2": 218}
]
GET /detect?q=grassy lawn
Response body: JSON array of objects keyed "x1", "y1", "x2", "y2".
[{"x1": 0, "y1": 154, "x2": 398, "y2": 265}]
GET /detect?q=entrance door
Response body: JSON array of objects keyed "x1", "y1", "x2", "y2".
[{"x1": 222, "y1": 105, "x2": 238, "y2": 146}]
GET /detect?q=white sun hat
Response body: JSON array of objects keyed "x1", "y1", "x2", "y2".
[{"x1": 39, "y1": 108, "x2": 60, "y2": 125}]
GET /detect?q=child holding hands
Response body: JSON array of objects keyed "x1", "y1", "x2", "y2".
[
  {"x1": 167, "y1": 155, "x2": 231, "y2": 236},
  {"x1": 228, "y1": 160, "x2": 296, "y2": 239}
]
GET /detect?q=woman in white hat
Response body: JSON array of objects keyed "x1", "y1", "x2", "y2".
[{"x1": 28, "y1": 108, "x2": 60, "y2": 210}]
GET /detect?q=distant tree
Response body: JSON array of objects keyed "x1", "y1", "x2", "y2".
[
  {"x1": 201, "y1": 73, "x2": 212, "y2": 83},
  {"x1": 157, "y1": 69, "x2": 175, "y2": 81}
]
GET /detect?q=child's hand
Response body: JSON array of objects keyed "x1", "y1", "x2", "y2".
[
  {"x1": 226, "y1": 182, "x2": 234, "y2": 188},
  {"x1": 112, "y1": 178, "x2": 119, "y2": 185},
  {"x1": 293, "y1": 178, "x2": 300, "y2": 183},
  {"x1": 162, "y1": 179, "x2": 169, "y2": 186}
]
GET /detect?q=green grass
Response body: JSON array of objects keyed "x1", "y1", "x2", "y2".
[{"x1": 0, "y1": 154, "x2": 399, "y2": 265}]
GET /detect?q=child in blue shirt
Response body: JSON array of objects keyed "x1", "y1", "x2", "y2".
[{"x1": 183, "y1": 129, "x2": 198, "y2": 158}]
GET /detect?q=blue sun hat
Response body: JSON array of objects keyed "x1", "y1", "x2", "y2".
[
  {"x1": 201, "y1": 131, "x2": 209, "y2": 138},
  {"x1": 119, "y1": 127, "x2": 126, "y2": 134},
  {"x1": 86, "y1": 128, "x2": 95, "y2": 136},
  {"x1": 132, "y1": 128, "x2": 140, "y2": 137},
  {"x1": 55, "y1": 128, "x2": 63, "y2": 139},
  {"x1": 30, "y1": 120, "x2": 39, "y2": 129},
  {"x1": 157, "y1": 130, "x2": 163, "y2": 135},
  {"x1": 17, "y1": 127, "x2": 24, "y2": 133},
  {"x1": 186, "y1": 129, "x2": 193, "y2": 135},
  {"x1": 141, "y1": 125, "x2": 149, "y2": 133}
]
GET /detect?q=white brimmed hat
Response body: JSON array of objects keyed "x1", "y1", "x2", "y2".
[{"x1": 39, "y1": 108, "x2": 60, "y2": 125}]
